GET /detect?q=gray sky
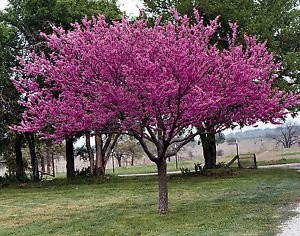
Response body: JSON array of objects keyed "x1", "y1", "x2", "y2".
[
  {"x1": 0, "y1": 0, "x2": 8, "y2": 10},
  {"x1": 118, "y1": 0, "x2": 143, "y2": 17}
]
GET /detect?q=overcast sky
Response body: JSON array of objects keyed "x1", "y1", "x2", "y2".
[
  {"x1": 0, "y1": 0, "x2": 7, "y2": 10},
  {"x1": 118, "y1": 0, "x2": 143, "y2": 17}
]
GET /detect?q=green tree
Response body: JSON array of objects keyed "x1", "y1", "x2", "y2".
[
  {"x1": 3, "y1": 0, "x2": 121, "y2": 44},
  {"x1": 145, "y1": 0, "x2": 299, "y2": 88},
  {"x1": 0, "y1": 20, "x2": 26, "y2": 180},
  {"x1": 144, "y1": 0, "x2": 300, "y2": 168}
]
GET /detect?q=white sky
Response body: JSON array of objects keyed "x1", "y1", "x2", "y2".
[
  {"x1": 118, "y1": 0, "x2": 144, "y2": 17},
  {"x1": 0, "y1": 0, "x2": 8, "y2": 10}
]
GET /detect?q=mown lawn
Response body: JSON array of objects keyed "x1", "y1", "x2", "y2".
[
  {"x1": 109, "y1": 160, "x2": 195, "y2": 175},
  {"x1": 0, "y1": 169, "x2": 299, "y2": 235},
  {"x1": 257, "y1": 157, "x2": 300, "y2": 166}
]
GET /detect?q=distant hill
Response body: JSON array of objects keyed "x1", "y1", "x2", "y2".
[{"x1": 225, "y1": 126, "x2": 300, "y2": 140}]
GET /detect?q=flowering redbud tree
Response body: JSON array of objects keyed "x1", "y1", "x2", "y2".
[
  {"x1": 12, "y1": 10, "x2": 297, "y2": 214},
  {"x1": 197, "y1": 22, "x2": 299, "y2": 168}
]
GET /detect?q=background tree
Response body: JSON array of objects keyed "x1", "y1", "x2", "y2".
[
  {"x1": 144, "y1": 0, "x2": 300, "y2": 168},
  {"x1": 198, "y1": 132, "x2": 225, "y2": 167},
  {"x1": 274, "y1": 123, "x2": 300, "y2": 148},
  {"x1": 113, "y1": 135, "x2": 144, "y2": 166},
  {"x1": 226, "y1": 137, "x2": 237, "y2": 146},
  {"x1": 0, "y1": 18, "x2": 26, "y2": 180},
  {"x1": 0, "y1": 0, "x2": 122, "y2": 179},
  {"x1": 85, "y1": 132, "x2": 94, "y2": 174},
  {"x1": 94, "y1": 132, "x2": 120, "y2": 176},
  {"x1": 36, "y1": 139, "x2": 64, "y2": 175},
  {"x1": 215, "y1": 133, "x2": 225, "y2": 145},
  {"x1": 12, "y1": 11, "x2": 296, "y2": 214}
]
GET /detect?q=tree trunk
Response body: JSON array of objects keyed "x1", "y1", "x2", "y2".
[
  {"x1": 131, "y1": 155, "x2": 134, "y2": 166},
  {"x1": 66, "y1": 137, "x2": 75, "y2": 178},
  {"x1": 14, "y1": 134, "x2": 25, "y2": 181},
  {"x1": 200, "y1": 133, "x2": 216, "y2": 169},
  {"x1": 40, "y1": 153, "x2": 45, "y2": 173},
  {"x1": 86, "y1": 133, "x2": 94, "y2": 174},
  {"x1": 157, "y1": 159, "x2": 168, "y2": 214},
  {"x1": 46, "y1": 150, "x2": 51, "y2": 174},
  {"x1": 95, "y1": 133, "x2": 105, "y2": 176},
  {"x1": 26, "y1": 133, "x2": 39, "y2": 181},
  {"x1": 116, "y1": 155, "x2": 122, "y2": 167}
]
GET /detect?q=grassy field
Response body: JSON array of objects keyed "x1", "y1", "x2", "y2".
[
  {"x1": 106, "y1": 156, "x2": 300, "y2": 175},
  {"x1": 108, "y1": 160, "x2": 195, "y2": 175},
  {"x1": 257, "y1": 157, "x2": 300, "y2": 166},
  {"x1": 0, "y1": 169, "x2": 299, "y2": 236}
]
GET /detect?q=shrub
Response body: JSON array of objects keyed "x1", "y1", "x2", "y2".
[
  {"x1": 180, "y1": 167, "x2": 191, "y2": 175},
  {"x1": 216, "y1": 162, "x2": 226, "y2": 168},
  {"x1": 74, "y1": 167, "x2": 92, "y2": 177}
]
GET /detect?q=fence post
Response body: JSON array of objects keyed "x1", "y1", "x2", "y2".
[{"x1": 253, "y1": 154, "x2": 257, "y2": 169}]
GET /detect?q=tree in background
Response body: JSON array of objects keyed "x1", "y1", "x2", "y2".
[
  {"x1": 2, "y1": 0, "x2": 122, "y2": 44},
  {"x1": 94, "y1": 132, "x2": 120, "y2": 176},
  {"x1": 144, "y1": 0, "x2": 300, "y2": 168},
  {"x1": 226, "y1": 137, "x2": 237, "y2": 146},
  {"x1": 274, "y1": 123, "x2": 300, "y2": 148},
  {"x1": 11, "y1": 11, "x2": 297, "y2": 214},
  {"x1": 215, "y1": 133, "x2": 225, "y2": 145},
  {"x1": 113, "y1": 135, "x2": 144, "y2": 166},
  {"x1": 0, "y1": 0, "x2": 122, "y2": 179},
  {"x1": 76, "y1": 132, "x2": 120, "y2": 175},
  {"x1": 0, "y1": 18, "x2": 26, "y2": 180}
]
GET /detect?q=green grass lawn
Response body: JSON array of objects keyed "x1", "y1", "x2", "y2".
[
  {"x1": 49, "y1": 156, "x2": 300, "y2": 178},
  {"x1": 0, "y1": 169, "x2": 299, "y2": 235},
  {"x1": 108, "y1": 160, "x2": 195, "y2": 175},
  {"x1": 257, "y1": 157, "x2": 300, "y2": 166}
]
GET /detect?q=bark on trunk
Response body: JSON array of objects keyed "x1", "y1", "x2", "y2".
[
  {"x1": 131, "y1": 155, "x2": 134, "y2": 166},
  {"x1": 95, "y1": 134, "x2": 105, "y2": 176},
  {"x1": 116, "y1": 155, "x2": 122, "y2": 167},
  {"x1": 46, "y1": 150, "x2": 51, "y2": 174},
  {"x1": 14, "y1": 134, "x2": 25, "y2": 181},
  {"x1": 26, "y1": 133, "x2": 39, "y2": 181},
  {"x1": 200, "y1": 133, "x2": 216, "y2": 169},
  {"x1": 40, "y1": 153, "x2": 45, "y2": 173},
  {"x1": 66, "y1": 137, "x2": 75, "y2": 178},
  {"x1": 157, "y1": 159, "x2": 168, "y2": 214},
  {"x1": 86, "y1": 133, "x2": 94, "y2": 174}
]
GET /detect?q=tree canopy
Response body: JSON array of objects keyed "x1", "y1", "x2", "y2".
[
  {"x1": 144, "y1": 0, "x2": 300, "y2": 91},
  {"x1": 143, "y1": 0, "x2": 300, "y2": 168},
  {"x1": 2, "y1": 0, "x2": 122, "y2": 44},
  {"x1": 11, "y1": 10, "x2": 298, "y2": 213},
  {"x1": 0, "y1": 0, "x2": 122, "y2": 179}
]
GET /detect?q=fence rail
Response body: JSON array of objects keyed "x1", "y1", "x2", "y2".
[{"x1": 226, "y1": 153, "x2": 257, "y2": 169}]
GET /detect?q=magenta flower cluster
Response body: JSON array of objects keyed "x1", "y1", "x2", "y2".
[{"x1": 11, "y1": 11, "x2": 297, "y2": 143}]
